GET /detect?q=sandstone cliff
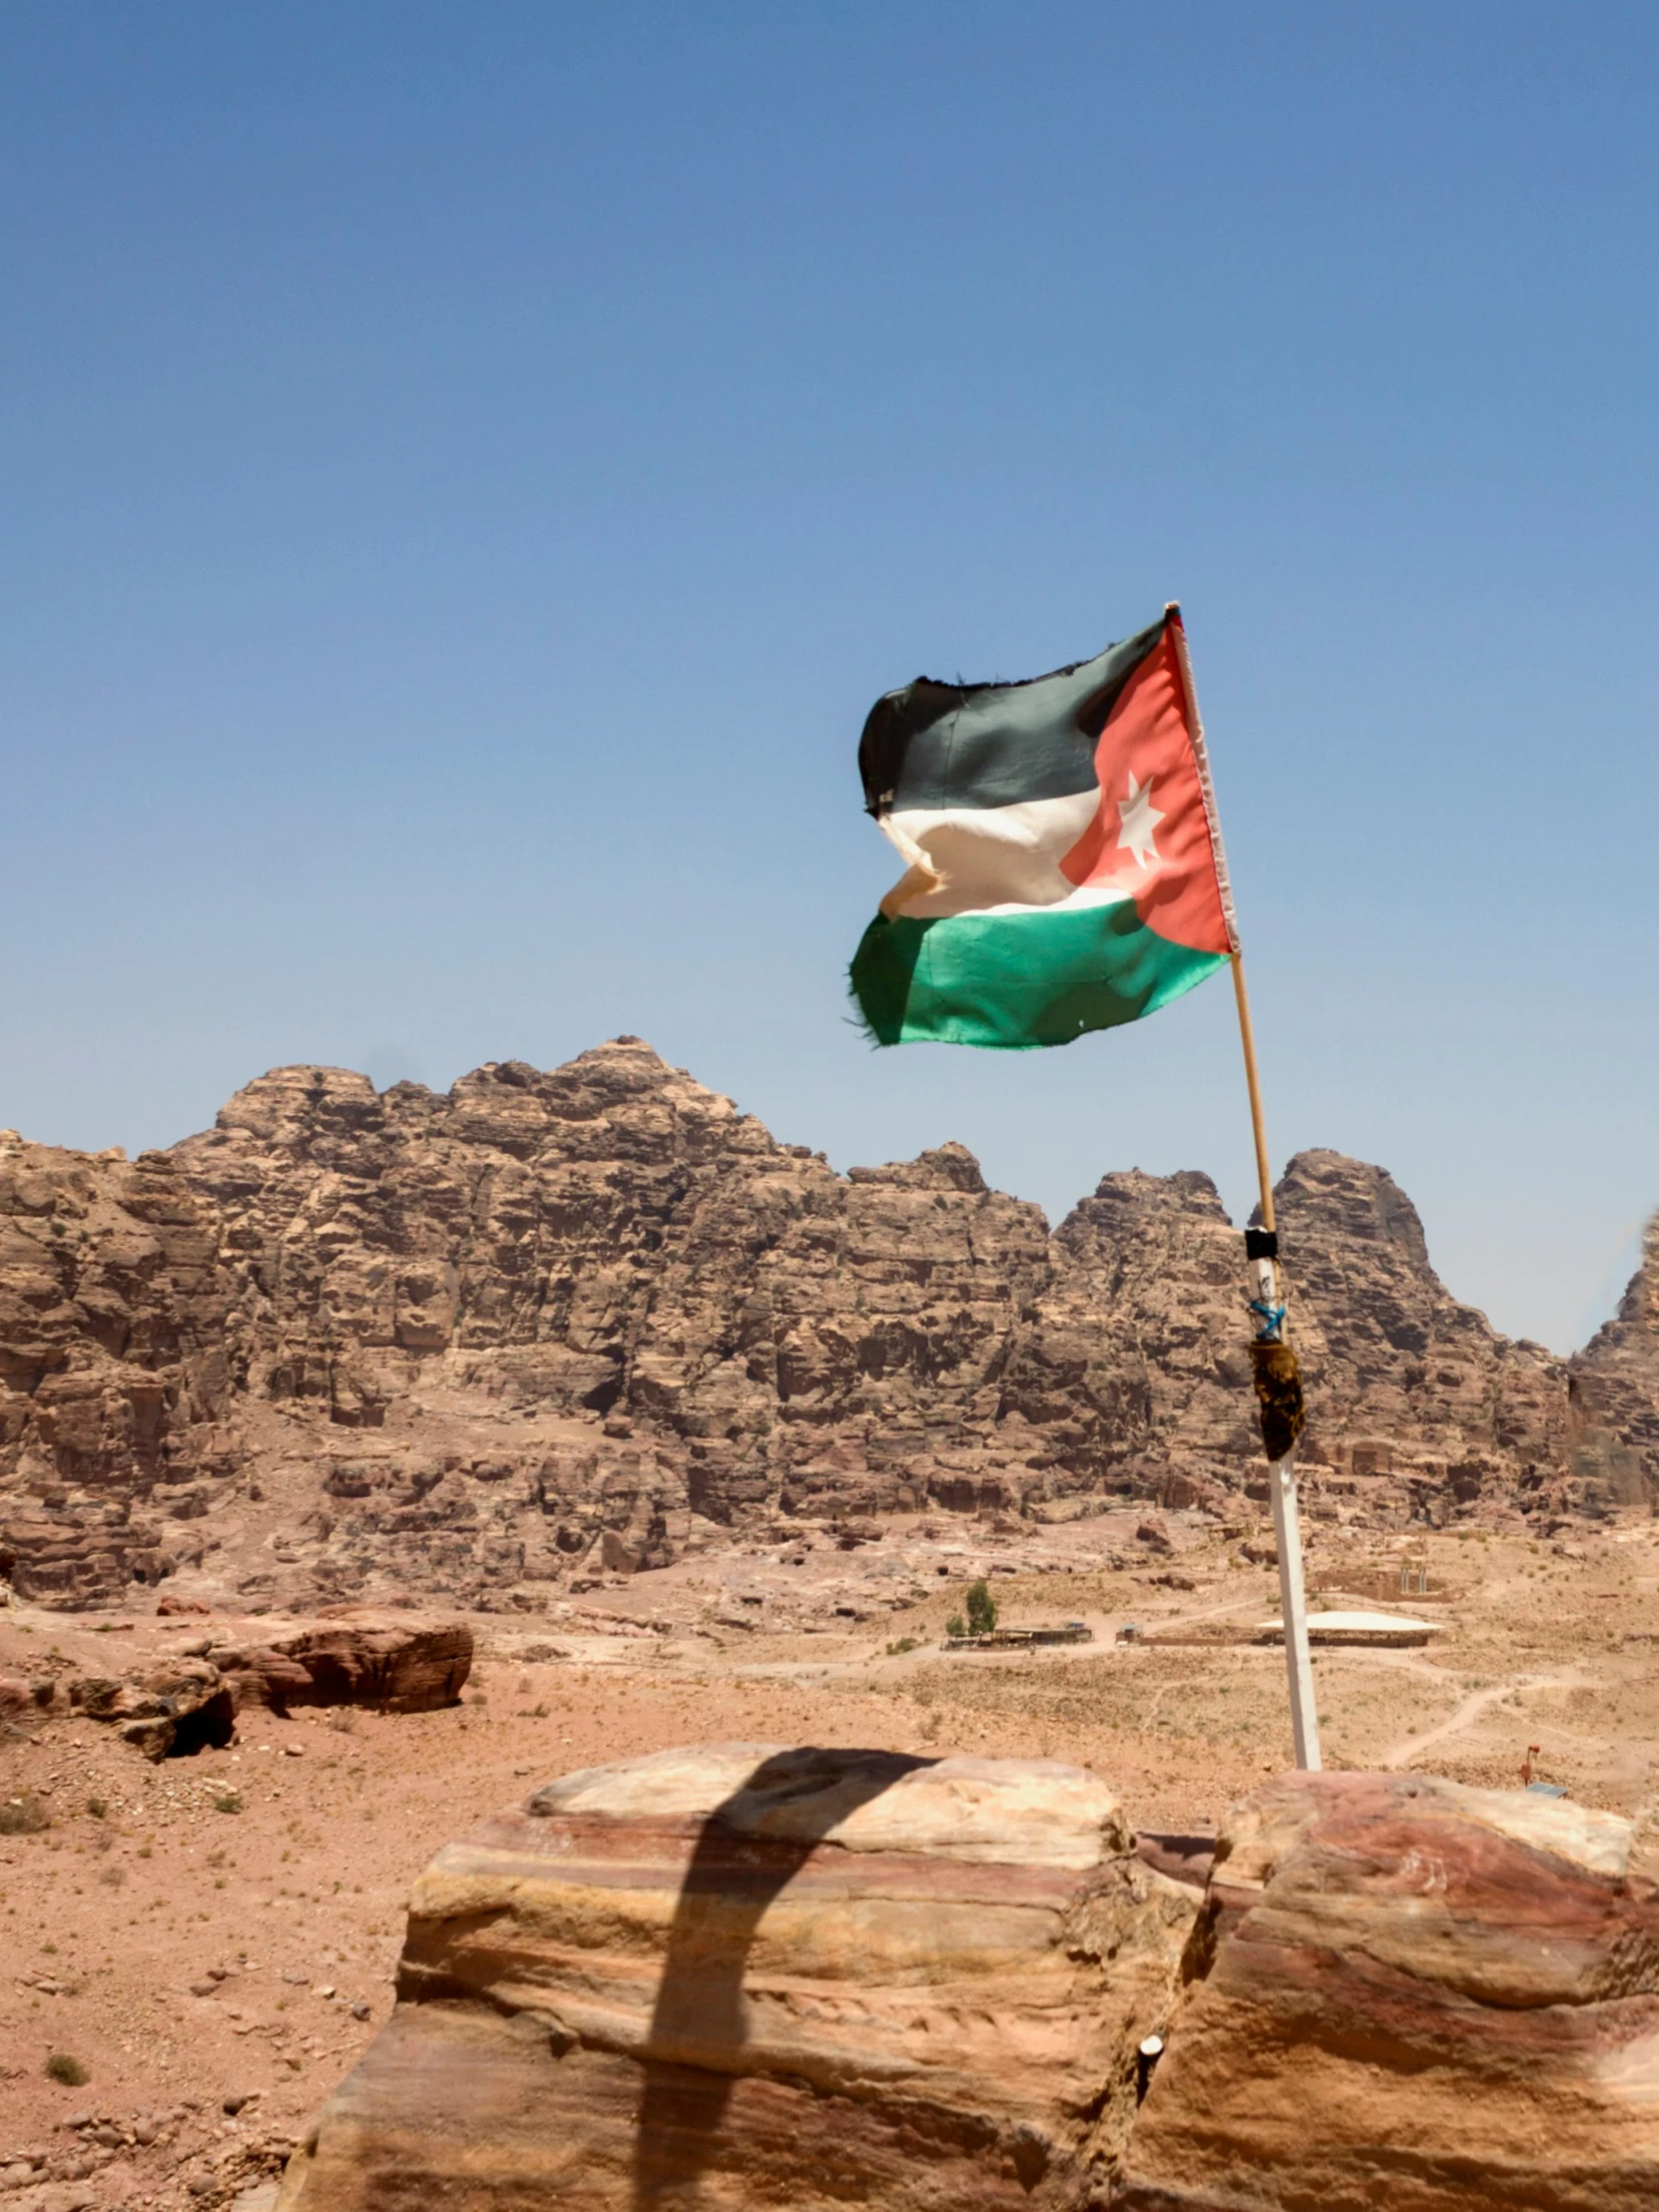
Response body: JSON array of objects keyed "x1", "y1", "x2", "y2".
[
  {"x1": 0, "y1": 1134, "x2": 238, "y2": 1603},
  {"x1": 1569, "y1": 1216, "x2": 1659, "y2": 1509},
  {"x1": 0, "y1": 1037, "x2": 1648, "y2": 1611}
]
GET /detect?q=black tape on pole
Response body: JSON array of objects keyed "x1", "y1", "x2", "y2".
[{"x1": 1244, "y1": 1228, "x2": 1278, "y2": 1262}]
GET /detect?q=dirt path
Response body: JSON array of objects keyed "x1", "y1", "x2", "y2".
[{"x1": 1379, "y1": 1670, "x2": 1587, "y2": 1771}]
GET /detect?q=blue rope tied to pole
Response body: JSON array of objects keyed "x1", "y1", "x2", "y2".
[{"x1": 1250, "y1": 1298, "x2": 1287, "y2": 1342}]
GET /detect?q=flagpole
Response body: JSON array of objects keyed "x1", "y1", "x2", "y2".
[
  {"x1": 1231, "y1": 953, "x2": 1322, "y2": 1773},
  {"x1": 1166, "y1": 604, "x2": 1321, "y2": 1774}
]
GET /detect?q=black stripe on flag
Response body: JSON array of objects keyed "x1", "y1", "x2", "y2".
[{"x1": 858, "y1": 617, "x2": 1167, "y2": 818}]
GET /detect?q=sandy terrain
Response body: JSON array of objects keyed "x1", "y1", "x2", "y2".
[{"x1": 3, "y1": 1512, "x2": 1657, "y2": 2206}]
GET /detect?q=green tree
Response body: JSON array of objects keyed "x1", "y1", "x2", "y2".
[
  {"x1": 945, "y1": 1613, "x2": 966, "y2": 1640},
  {"x1": 965, "y1": 1579, "x2": 997, "y2": 1635}
]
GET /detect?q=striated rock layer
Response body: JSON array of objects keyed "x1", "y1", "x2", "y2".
[
  {"x1": 1118, "y1": 1769, "x2": 1659, "y2": 2211},
  {"x1": 276, "y1": 1744, "x2": 1200, "y2": 2212},
  {"x1": 0, "y1": 1134, "x2": 237, "y2": 1604},
  {"x1": 0, "y1": 1037, "x2": 1651, "y2": 1609},
  {"x1": 277, "y1": 1748, "x2": 1659, "y2": 2212}
]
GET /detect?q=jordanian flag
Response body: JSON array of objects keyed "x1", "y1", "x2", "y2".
[{"x1": 850, "y1": 606, "x2": 1238, "y2": 1048}]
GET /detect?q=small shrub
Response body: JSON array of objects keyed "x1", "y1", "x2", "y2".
[
  {"x1": 86, "y1": 1796, "x2": 107, "y2": 1820},
  {"x1": 45, "y1": 2052, "x2": 88, "y2": 2086},
  {"x1": 945, "y1": 1614, "x2": 966, "y2": 1640},
  {"x1": 885, "y1": 1637, "x2": 919, "y2": 1657},
  {"x1": 0, "y1": 1795, "x2": 49, "y2": 1835},
  {"x1": 964, "y1": 1580, "x2": 998, "y2": 1636},
  {"x1": 528, "y1": 1703, "x2": 549, "y2": 1719},
  {"x1": 212, "y1": 1793, "x2": 243, "y2": 1816}
]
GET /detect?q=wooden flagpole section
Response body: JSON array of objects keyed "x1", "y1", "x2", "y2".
[
  {"x1": 1231, "y1": 952, "x2": 1322, "y2": 1772},
  {"x1": 1166, "y1": 603, "x2": 1320, "y2": 1774}
]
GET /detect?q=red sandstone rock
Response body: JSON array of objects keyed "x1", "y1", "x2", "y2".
[
  {"x1": 67, "y1": 1656, "x2": 235, "y2": 1761},
  {"x1": 1116, "y1": 1770, "x2": 1659, "y2": 2210},
  {"x1": 0, "y1": 1131, "x2": 235, "y2": 1608},
  {"x1": 1569, "y1": 1215, "x2": 1659, "y2": 1515},
  {"x1": 57, "y1": 1615, "x2": 467, "y2": 1756},
  {"x1": 212, "y1": 1613, "x2": 471, "y2": 1714},
  {"x1": 276, "y1": 1745, "x2": 1199, "y2": 2212}
]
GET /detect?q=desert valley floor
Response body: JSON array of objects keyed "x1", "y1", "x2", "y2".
[{"x1": 4, "y1": 1509, "x2": 1659, "y2": 2208}]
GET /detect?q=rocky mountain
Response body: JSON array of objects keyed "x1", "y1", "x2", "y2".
[
  {"x1": 1568, "y1": 1215, "x2": 1659, "y2": 1504},
  {"x1": 0, "y1": 1036, "x2": 1648, "y2": 1610}
]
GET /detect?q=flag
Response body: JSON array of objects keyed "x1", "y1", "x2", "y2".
[{"x1": 849, "y1": 607, "x2": 1239, "y2": 1048}]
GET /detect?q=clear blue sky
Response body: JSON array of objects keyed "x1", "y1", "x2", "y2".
[{"x1": 3, "y1": 2, "x2": 1656, "y2": 1352}]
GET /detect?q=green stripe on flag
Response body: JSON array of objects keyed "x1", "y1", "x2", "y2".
[{"x1": 851, "y1": 901, "x2": 1229, "y2": 1049}]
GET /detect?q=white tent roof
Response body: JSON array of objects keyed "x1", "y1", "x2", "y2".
[{"x1": 1260, "y1": 1609, "x2": 1444, "y2": 1635}]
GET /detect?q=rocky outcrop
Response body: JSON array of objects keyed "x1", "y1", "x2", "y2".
[
  {"x1": 67, "y1": 1654, "x2": 235, "y2": 1761},
  {"x1": 61, "y1": 1612, "x2": 470, "y2": 1754},
  {"x1": 1271, "y1": 1151, "x2": 1569, "y2": 1511},
  {"x1": 0, "y1": 1133, "x2": 238, "y2": 1606},
  {"x1": 167, "y1": 1050, "x2": 1054, "y2": 1521},
  {"x1": 276, "y1": 1744, "x2": 1200, "y2": 2212},
  {"x1": 211, "y1": 1611, "x2": 472, "y2": 1714},
  {"x1": 1004, "y1": 1150, "x2": 1568, "y2": 1516},
  {"x1": 1117, "y1": 1769, "x2": 1659, "y2": 2210},
  {"x1": 1569, "y1": 1216, "x2": 1659, "y2": 1514},
  {"x1": 0, "y1": 1038, "x2": 1647, "y2": 1609}
]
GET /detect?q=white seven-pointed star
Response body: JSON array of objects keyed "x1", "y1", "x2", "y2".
[{"x1": 1116, "y1": 772, "x2": 1166, "y2": 868}]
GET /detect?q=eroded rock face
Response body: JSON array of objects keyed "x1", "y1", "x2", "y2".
[
  {"x1": 0, "y1": 1038, "x2": 1649, "y2": 1609},
  {"x1": 276, "y1": 1745, "x2": 1199, "y2": 2212},
  {"x1": 1269, "y1": 1151, "x2": 1569, "y2": 1510},
  {"x1": 62, "y1": 1612, "x2": 470, "y2": 1753},
  {"x1": 1570, "y1": 1217, "x2": 1659, "y2": 1514},
  {"x1": 0, "y1": 1135, "x2": 236, "y2": 1607},
  {"x1": 211, "y1": 1612, "x2": 472, "y2": 1715},
  {"x1": 1117, "y1": 1770, "x2": 1659, "y2": 2211},
  {"x1": 169, "y1": 1048, "x2": 1054, "y2": 1525},
  {"x1": 1007, "y1": 1151, "x2": 1569, "y2": 1515},
  {"x1": 67, "y1": 1656, "x2": 235, "y2": 1761}
]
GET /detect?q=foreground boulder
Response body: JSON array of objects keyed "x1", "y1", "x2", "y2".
[
  {"x1": 276, "y1": 1744, "x2": 1200, "y2": 2212},
  {"x1": 1117, "y1": 1770, "x2": 1659, "y2": 2211},
  {"x1": 277, "y1": 1752, "x2": 1659, "y2": 2211}
]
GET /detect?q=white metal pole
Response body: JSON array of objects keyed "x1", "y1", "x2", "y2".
[{"x1": 1268, "y1": 1444, "x2": 1322, "y2": 1771}]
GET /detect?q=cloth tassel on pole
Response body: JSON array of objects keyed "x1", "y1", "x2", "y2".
[{"x1": 1231, "y1": 952, "x2": 1322, "y2": 1773}]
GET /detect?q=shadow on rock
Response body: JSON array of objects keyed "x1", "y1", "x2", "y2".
[{"x1": 630, "y1": 1747, "x2": 932, "y2": 2212}]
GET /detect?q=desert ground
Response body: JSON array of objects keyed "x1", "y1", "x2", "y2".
[{"x1": 3, "y1": 1510, "x2": 1658, "y2": 2208}]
